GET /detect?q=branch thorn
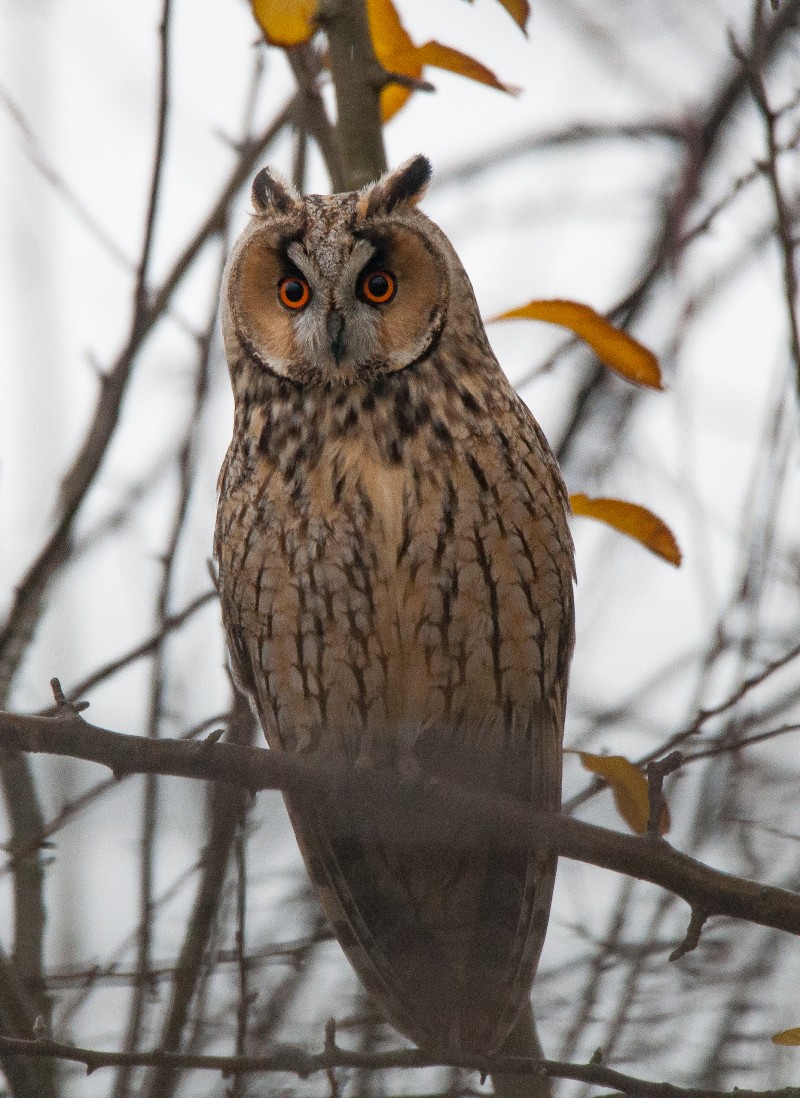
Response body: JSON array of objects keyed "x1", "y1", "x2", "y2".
[
  {"x1": 324, "y1": 1016, "x2": 338, "y2": 1055},
  {"x1": 669, "y1": 907, "x2": 708, "y2": 961},
  {"x1": 646, "y1": 750, "x2": 682, "y2": 836}
]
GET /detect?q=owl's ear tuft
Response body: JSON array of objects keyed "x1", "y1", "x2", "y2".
[
  {"x1": 252, "y1": 168, "x2": 299, "y2": 216},
  {"x1": 365, "y1": 155, "x2": 432, "y2": 217}
]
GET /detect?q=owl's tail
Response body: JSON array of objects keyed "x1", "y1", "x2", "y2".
[{"x1": 490, "y1": 1003, "x2": 552, "y2": 1098}]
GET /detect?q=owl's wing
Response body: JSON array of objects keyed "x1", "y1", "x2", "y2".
[{"x1": 271, "y1": 701, "x2": 563, "y2": 1055}]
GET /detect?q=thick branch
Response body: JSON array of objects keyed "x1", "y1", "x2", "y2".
[
  {"x1": 2, "y1": 708, "x2": 800, "y2": 941},
  {"x1": 0, "y1": 1032, "x2": 797, "y2": 1097},
  {"x1": 317, "y1": 0, "x2": 387, "y2": 189}
]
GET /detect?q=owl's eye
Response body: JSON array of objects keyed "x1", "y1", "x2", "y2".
[
  {"x1": 278, "y1": 276, "x2": 311, "y2": 310},
  {"x1": 360, "y1": 270, "x2": 396, "y2": 305}
]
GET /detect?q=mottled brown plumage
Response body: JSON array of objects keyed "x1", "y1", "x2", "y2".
[{"x1": 214, "y1": 156, "x2": 575, "y2": 1055}]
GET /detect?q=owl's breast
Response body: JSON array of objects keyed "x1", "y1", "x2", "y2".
[{"x1": 216, "y1": 405, "x2": 571, "y2": 773}]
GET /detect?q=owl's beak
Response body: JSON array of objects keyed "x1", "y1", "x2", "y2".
[{"x1": 328, "y1": 309, "x2": 345, "y2": 362}]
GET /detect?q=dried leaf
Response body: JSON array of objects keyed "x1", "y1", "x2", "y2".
[
  {"x1": 772, "y1": 1028, "x2": 800, "y2": 1046},
  {"x1": 380, "y1": 82, "x2": 414, "y2": 123},
  {"x1": 251, "y1": 0, "x2": 317, "y2": 47},
  {"x1": 415, "y1": 41, "x2": 519, "y2": 96},
  {"x1": 491, "y1": 298, "x2": 663, "y2": 389},
  {"x1": 367, "y1": 0, "x2": 516, "y2": 122},
  {"x1": 570, "y1": 494, "x2": 682, "y2": 567},
  {"x1": 495, "y1": 0, "x2": 531, "y2": 32},
  {"x1": 567, "y1": 750, "x2": 670, "y2": 835},
  {"x1": 367, "y1": 0, "x2": 419, "y2": 121},
  {"x1": 251, "y1": 0, "x2": 517, "y2": 118}
]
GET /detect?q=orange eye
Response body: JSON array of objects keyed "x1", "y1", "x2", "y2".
[
  {"x1": 278, "y1": 276, "x2": 310, "y2": 310},
  {"x1": 360, "y1": 270, "x2": 396, "y2": 304}
]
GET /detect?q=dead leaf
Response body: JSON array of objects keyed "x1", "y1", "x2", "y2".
[
  {"x1": 366, "y1": 0, "x2": 418, "y2": 120},
  {"x1": 772, "y1": 1028, "x2": 800, "y2": 1046},
  {"x1": 490, "y1": 298, "x2": 663, "y2": 389},
  {"x1": 495, "y1": 0, "x2": 531, "y2": 32},
  {"x1": 566, "y1": 750, "x2": 670, "y2": 835},
  {"x1": 251, "y1": 0, "x2": 317, "y2": 47},
  {"x1": 415, "y1": 41, "x2": 520, "y2": 95},
  {"x1": 569, "y1": 494, "x2": 682, "y2": 567},
  {"x1": 251, "y1": 0, "x2": 516, "y2": 121},
  {"x1": 367, "y1": 0, "x2": 516, "y2": 121}
]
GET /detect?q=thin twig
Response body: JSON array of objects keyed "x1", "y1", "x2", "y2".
[
  {"x1": 0, "y1": 92, "x2": 296, "y2": 701},
  {"x1": 0, "y1": 710, "x2": 227, "y2": 880},
  {"x1": 733, "y1": 2, "x2": 800, "y2": 401},
  {"x1": 44, "y1": 931, "x2": 330, "y2": 990},
  {"x1": 111, "y1": 8, "x2": 174, "y2": 1088},
  {"x1": 286, "y1": 45, "x2": 344, "y2": 191},
  {"x1": 141, "y1": 693, "x2": 255, "y2": 1098},
  {"x1": 565, "y1": 637, "x2": 800, "y2": 815},
  {"x1": 646, "y1": 752, "x2": 683, "y2": 837},
  {"x1": 0, "y1": 84, "x2": 132, "y2": 270},
  {"x1": 38, "y1": 590, "x2": 217, "y2": 712}
]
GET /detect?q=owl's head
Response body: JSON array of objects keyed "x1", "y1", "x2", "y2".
[{"x1": 222, "y1": 155, "x2": 459, "y2": 387}]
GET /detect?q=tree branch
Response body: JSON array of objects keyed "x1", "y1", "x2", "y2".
[
  {"x1": 0, "y1": 1031, "x2": 797, "y2": 1098},
  {"x1": 2, "y1": 703, "x2": 800, "y2": 944},
  {"x1": 734, "y1": 2, "x2": 800, "y2": 401},
  {"x1": 317, "y1": 0, "x2": 387, "y2": 189},
  {"x1": 141, "y1": 691, "x2": 256, "y2": 1098},
  {"x1": 0, "y1": 94, "x2": 295, "y2": 702},
  {"x1": 286, "y1": 44, "x2": 344, "y2": 191}
]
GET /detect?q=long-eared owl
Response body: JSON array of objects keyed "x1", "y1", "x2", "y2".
[{"x1": 214, "y1": 155, "x2": 575, "y2": 1055}]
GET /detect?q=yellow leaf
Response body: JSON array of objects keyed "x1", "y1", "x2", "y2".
[
  {"x1": 367, "y1": 0, "x2": 516, "y2": 122},
  {"x1": 368, "y1": 0, "x2": 416, "y2": 65},
  {"x1": 569, "y1": 494, "x2": 682, "y2": 567},
  {"x1": 772, "y1": 1028, "x2": 800, "y2": 1046},
  {"x1": 367, "y1": 0, "x2": 419, "y2": 121},
  {"x1": 380, "y1": 83, "x2": 414, "y2": 123},
  {"x1": 491, "y1": 299, "x2": 663, "y2": 389},
  {"x1": 495, "y1": 0, "x2": 531, "y2": 31},
  {"x1": 566, "y1": 750, "x2": 670, "y2": 835},
  {"x1": 415, "y1": 41, "x2": 519, "y2": 96},
  {"x1": 251, "y1": 0, "x2": 317, "y2": 47}
]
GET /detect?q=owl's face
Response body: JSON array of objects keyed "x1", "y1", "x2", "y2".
[{"x1": 222, "y1": 156, "x2": 452, "y2": 387}]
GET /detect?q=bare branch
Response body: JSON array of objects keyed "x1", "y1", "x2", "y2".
[
  {"x1": 111, "y1": 13, "x2": 176, "y2": 1086},
  {"x1": 669, "y1": 908, "x2": 709, "y2": 962},
  {"x1": 732, "y1": 3, "x2": 800, "y2": 400},
  {"x1": 0, "y1": 944, "x2": 56, "y2": 1098},
  {"x1": 565, "y1": 638, "x2": 800, "y2": 815},
  {"x1": 39, "y1": 590, "x2": 217, "y2": 711},
  {"x1": 141, "y1": 692, "x2": 256, "y2": 1098},
  {"x1": 0, "y1": 84, "x2": 131, "y2": 270},
  {"x1": 286, "y1": 45, "x2": 344, "y2": 191},
  {"x1": 316, "y1": 0, "x2": 387, "y2": 189},
  {"x1": 646, "y1": 751, "x2": 683, "y2": 836},
  {"x1": 0, "y1": 93, "x2": 295, "y2": 702},
  {"x1": 3, "y1": 707, "x2": 800, "y2": 942},
  {"x1": 0, "y1": 1031, "x2": 798, "y2": 1097}
]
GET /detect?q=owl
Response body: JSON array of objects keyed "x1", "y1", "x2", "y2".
[{"x1": 214, "y1": 155, "x2": 575, "y2": 1056}]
